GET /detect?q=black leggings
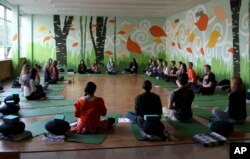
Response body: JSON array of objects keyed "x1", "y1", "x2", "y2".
[{"x1": 26, "y1": 86, "x2": 46, "y2": 100}]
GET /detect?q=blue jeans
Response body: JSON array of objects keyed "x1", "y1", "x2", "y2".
[
  {"x1": 212, "y1": 108, "x2": 245, "y2": 124},
  {"x1": 125, "y1": 112, "x2": 137, "y2": 123}
]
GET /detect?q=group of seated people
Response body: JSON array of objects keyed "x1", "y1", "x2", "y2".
[
  {"x1": 145, "y1": 59, "x2": 217, "y2": 95},
  {"x1": 77, "y1": 57, "x2": 139, "y2": 75},
  {"x1": 69, "y1": 74, "x2": 246, "y2": 139},
  {"x1": 18, "y1": 58, "x2": 63, "y2": 100}
]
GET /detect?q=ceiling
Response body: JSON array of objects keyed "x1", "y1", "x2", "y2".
[{"x1": 6, "y1": 0, "x2": 210, "y2": 17}]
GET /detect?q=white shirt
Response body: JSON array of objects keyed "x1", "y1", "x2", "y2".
[{"x1": 23, "y1": 79, "x2": 36, "y2": 97}]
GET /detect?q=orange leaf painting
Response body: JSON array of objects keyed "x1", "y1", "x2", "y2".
[
  {"x1": 206, "y1": 30, "x2": 221, "y2": 48},
  {"x1": 171, "y1": 42, "x2": 176, "y2": 47},
  {"x1": 153, "y1": 37, "x2": 163, "y2": 44},
  {"x1": 104, "y1": 50, "x2": 113, "y2": 55},
  {"x1": 72, "y1": 41, "x2": 79, "y2": 47},
  {"x1": 43, "y1": 35, "x2": 51, "y2": 42},
  {"x1": 118, "y1": 24, "x2": 135, "y2": 35},
  {"x1": 188, "y1": 32, "x2": 196, "y2": 43},
  {"x1": 175, "y1": 32, "x2": 179, "y2": 37},
  {"x1": 228, "y1": 48, "x2": 234, "y2": 54},
  {"x1": 200, "y1": 47, "x2": 205, "y2": 56},
  {"x1": 195, "y1": 13, "x2": 209, "y2": 31},
  {"x1": 177, "y1": 43, "x2": 182, "y2": 49},
  {"x1": 39, "y1": 26, "x2": 47, "y2": 32},
  {"x1": 186, "y1": 47, "x2": 193, "y2": 54},
  {"x1": 12, "y1": 33, "x2": 18, "y2": 41},
  {"x1": 118, "y1": 31, "x2": 125, "y2": 34},
  {"x1": 109, "y1": 19, "x2": 116, "y2": 23},
  {"x1": 126, "y1": 35, "x2": 142, "y2": 55},
  {"x1": 213, "y1": 5, "x2": 227, "y2": 23},
  {"x1": 69, "y1": 27, "x2": 76, "y2": 31},
  {"x1": 149, "y1": 25, "x2": 167, "y2": 37}
]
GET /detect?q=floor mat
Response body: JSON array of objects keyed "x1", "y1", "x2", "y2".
[
  {"x1": 65, "y1": 113, "x2": 121, "y2": 144},
  {"x1": 20, "y1": 100, "x2": 74, "y2": 108}
]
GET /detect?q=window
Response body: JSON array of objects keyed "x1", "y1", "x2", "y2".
[{"x1": 0, "y1": 4, "x2": 12, "y2": 60}]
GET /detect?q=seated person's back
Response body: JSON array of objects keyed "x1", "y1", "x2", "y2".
[{"x1": 164, "y1": 73, "x2": 194, "y2": 121}]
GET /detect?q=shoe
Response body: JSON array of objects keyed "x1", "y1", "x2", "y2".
[{"x1": 107, "y1": 118, "x2": 116, "y2": 129}]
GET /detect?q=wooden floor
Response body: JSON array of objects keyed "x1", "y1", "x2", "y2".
[{"x1": 0, "y1": 74, "x2": 250, "y2": 158}]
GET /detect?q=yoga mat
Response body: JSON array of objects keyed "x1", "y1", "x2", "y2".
[
  {"x1": 19, "y1": 106, "x2": 73, "y2": 117},
  {"x1": 26, "y1": 113, "x2": 76, "y2": 137},
  {"x1": 20, "y1": 100, "x2": 74, "y2": 108},
  {"x1": 192, "y1": 108, "x2": 211, "y2": 119},
  {"x1": 130, "y1": 123, "x2": 144, "y2": 141},
  {"x1": 194, "y1": 100, "x2": 228, "y2": 107},
  {"x1": 164, "y1": 117, "x2": 210, "y2": 137},
  {"x1": 78, "y1": 74, "x2": 102, "y2": 77},
  {"x1": 2, "y1": 95, "x2": 65, "y2": 101},
  {"x1": 194, "y1": 95, "x2": 228, "y2": 101},
  {"x1": 65, "y1": 113, "x2": 121, "y2": 144},
  {"x1": 234, "y1": 122, "x2": 250, "y2": 133},
  {"x1": 25, "y1": 118, "x2": 52, "y2": 137}
]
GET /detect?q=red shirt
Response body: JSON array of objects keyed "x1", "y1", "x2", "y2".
[
  {"x1": 72, "y1": 97, "x2": 107, "y2": 133},
  {"x1": 187, "y1": 69, "x2": 197, "y2": 84}
]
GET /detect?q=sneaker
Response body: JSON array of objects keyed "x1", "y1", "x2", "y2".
[{"x1": 107, "y1": 118, "x2": 116, "y2": 129}]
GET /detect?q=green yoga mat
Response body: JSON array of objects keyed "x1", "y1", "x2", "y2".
[
  {"x1": 234, "y1": 122, "x2": 250, "y2": 133},
  {"x1": 19, "y1": 106, "x2": 73, "y2": 117},
  {"x1": 194, "y1": 95, "x2": 228, "y2": 101},
  {"x1": 20, "y1": 100, "x2": 74, "y2": 108},
  {"x1": 26, "y1": 113, "x2": 76, "y2": 137},
  {"x1": 78, "y1": 74, "x2": 102, "y2": 77},
  {"x1": 193, "y1": 108, "x2": 212, "y2": 119},
  {"x1": 164, "y1": 117, "x2": 210, "y2": 136},
  {"x1": 194, "y1": 100, "x2": 228, "y2": 107},
  {"x1": 65, "y1": 113, "x2": 121, "y2": 144},
  {"x1": 130, "y1": 123, "x2": 144, "y2": 140}
]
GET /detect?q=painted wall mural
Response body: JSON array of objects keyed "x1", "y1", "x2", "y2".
[
  {"x1": 17, "y1": 0, "x2": 249, "y2": 85},
  {"x1": 165, "y1": 0, "x2": 235, "y2": 81}
]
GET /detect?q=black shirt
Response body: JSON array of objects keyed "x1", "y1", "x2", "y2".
[
  {"x1": 228, "y1": 90, "x2": 247, "y2": 120},
  {"x1": 135, "y1": 92, "x2": 162, "y2": 117},
  {"x1": 169, "y1": 86, "x2": 195, "y2": 120},
  {"x1": 78, "y1": 64, "x2": 87, "y2": 74},
  {"x1": 202, "y1": 72, "x2": 216, "y2": 93}
]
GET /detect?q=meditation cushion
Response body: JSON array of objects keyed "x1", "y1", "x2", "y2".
[
  {"x1": 0, "y1": 121, "x2": 25, "y2": 135},
  {"x1": 45, "y1": 119, "x2": 70, "y2": 136},
  {"x1": 210, "y1": 120, "x2": 234, "y2": 137}
]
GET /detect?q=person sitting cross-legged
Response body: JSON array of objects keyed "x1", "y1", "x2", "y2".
[
  {"x1": 163, "y1": 73, "x2": 195, "y2": 122},
  {"x1": 211, "y1": 76, "x2": 247, "y2": 124},
  {"x1": 71, "y1": 81, "x2": 115, "y2": 134},
  {"x1": 126, "y1": 80, "x2": 167, "y2": 139}
]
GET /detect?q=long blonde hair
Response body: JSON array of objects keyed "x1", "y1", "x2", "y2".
[
  {"x1": 20, "y1": 64, "x2": 30, "y2": 77},
  {"x1": 230, "y1": 76, "x2": 245, "y2": 92}
]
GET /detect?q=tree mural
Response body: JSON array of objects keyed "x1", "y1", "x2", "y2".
[
  {"x1": 230, "y1": 0, "x2": 242, "y2": 76},
  {"x1": 89, "y1": 16, "x2": 108, "y2": 66},
  {"x1": 53, "y1": 15, "x2": 74, "y2": 66}
]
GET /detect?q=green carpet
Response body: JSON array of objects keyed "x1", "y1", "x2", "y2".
[
  {"x1": 20, "y1": 100, "x2": 74, "y2": 108},
  {"x1": 65, "y1": 113, "x2": 121, "y2": 144},
  {"x1": 130, "y1": 123, "x2": 144, "y2": 140},
  {"x1": 194, "y1": 100, "x2": 228, "y2": 107},
  {"x1": 26, "y1": 113, "x2": 76, "y2": 137},
  {"x1": 164, "y1": 117, "x2": 210, "y2": 136},
  {"x1": 194, "y1": 95, "x2": 228, "y2": 101},
  {"x1": 19, "y1": 106, "x2": 73, "y2": 117}
]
